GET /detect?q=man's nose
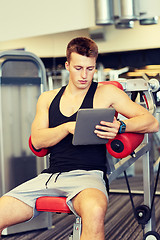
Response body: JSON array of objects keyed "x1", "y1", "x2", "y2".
[{"x1": 81, "y1": 69, "x2": 87, "y2": 79}]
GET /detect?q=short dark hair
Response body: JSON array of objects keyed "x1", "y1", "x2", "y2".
[{"x1": 66, "y1": 37, "x2": 98, "y2": 63}]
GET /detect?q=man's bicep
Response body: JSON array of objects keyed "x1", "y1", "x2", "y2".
[
  {"x1": 112, "y1": 90, "x2": 148, "y2": 118},
  {"x1": 32, "y1": 95, "x2": 49, "y2": 131},
  {"x1": 32, "y1": 109, "x2": 49, "y2": 130}
]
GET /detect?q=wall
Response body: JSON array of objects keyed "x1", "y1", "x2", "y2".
[
  {"x1": 1, "y1": 21, "x2": 160, "y2": 58},
  {"x1": 0, "y1": 0, "x2": 95, "y2": 41},
  {"x1": 97, "y1": 21, "x2": 160, "y2": 53},
  {"x1": 0, "y1": 0, "x2": 160, "y2": 57},
  {"x1": 0, "y1": 29, "x2": 90, "y2": 57}
]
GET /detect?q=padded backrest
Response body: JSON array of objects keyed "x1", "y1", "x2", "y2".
[{"x1": 99, "y1": 81, "x2": 123, "y2": 90}]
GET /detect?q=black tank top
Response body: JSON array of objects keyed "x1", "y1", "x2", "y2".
[{"x1": 42, "y1": 82, "x2": 107, "y2": 175}]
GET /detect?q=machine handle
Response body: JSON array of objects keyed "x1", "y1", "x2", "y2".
[
  {"x1": 106, "y1": 132, "x2": 144, "y2": 158},
  {"x1": 28, "y1": 136, "x2": 48, "y2": 157}
]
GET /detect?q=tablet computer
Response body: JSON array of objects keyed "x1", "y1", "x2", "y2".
[{"x1": 72, "y1": 108, "x2": 115, "y2": 145}]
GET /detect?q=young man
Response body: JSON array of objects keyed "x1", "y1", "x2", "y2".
[{"x1": 0, "y1": 37, "x2": 159, "y2": 240}]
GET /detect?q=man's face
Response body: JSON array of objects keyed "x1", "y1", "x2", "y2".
[{"x1": 65, "y1": 52, "x2": 96, "y2": 89}]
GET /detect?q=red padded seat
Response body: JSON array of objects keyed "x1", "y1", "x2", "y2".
[{"x1": 36, "y1": 196, "x2": 71, "y2": 213}]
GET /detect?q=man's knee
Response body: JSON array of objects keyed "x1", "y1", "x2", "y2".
[
  {"x1": 83, "y1": 198, "x2": 107, "y2": 223},
  {"x1": 73, "y1": 188, "x2": 108, "y2": 220}
]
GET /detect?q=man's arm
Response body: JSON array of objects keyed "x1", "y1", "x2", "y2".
[
  {"x1": 111, "y1": 86, "x2": 159, "y2": 133},
  {"x1": 31, "y1": 91, "x2": 75, "y2": 150},
  {"x1": 94, "y1": 85, "x2": 159, "y2": 139}
]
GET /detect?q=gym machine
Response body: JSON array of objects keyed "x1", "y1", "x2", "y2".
[
  {"x1": 106, "y1": 77, "x2": 160, "y2": 239},
  {"x1": 0, "y1": 50, "x2": 52, "y2": 235}
]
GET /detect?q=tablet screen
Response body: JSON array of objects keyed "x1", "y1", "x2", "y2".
[{"x1": 72, "y1": 108, "x2": 115, "y2": 145}]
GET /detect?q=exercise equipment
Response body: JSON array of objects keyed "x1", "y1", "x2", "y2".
[
  {"x1": 36, "y1": 196, "x2": 71, "y2": 213},
  {"x1": 118, "y1": 78, "x2": 156, "y2": 115},
  {"x1": 143, "y1": 231, "x2": 160, "y2": 240},
  {"x1": 28, "y1": 136, "x2": 48, "y2": 157},
  {"x1": 0, "y1": 50, "x2": 51, "y2": 236},
  {"x1": 36, "y1": 197, "x2": 82, "y2": 240},
  {"x1": 98, "y1": 79, "x2": 160, "y2": 237},
  {"x1": 124, "y1": 161, "x2": 160, "y2": 239},
  {"x1": 106, "y1": 132, "x2": 144, "y2": 158}
]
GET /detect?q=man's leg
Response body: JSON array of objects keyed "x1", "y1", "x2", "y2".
[
  {"x1": 72, "y1": 188, "x2": 108, "y2": 240},
  {"x1": 0, "y1": 196, "x2": 33, "y2": 235}
]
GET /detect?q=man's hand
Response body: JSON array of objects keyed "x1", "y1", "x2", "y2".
[
  {"x1": 66, "y1": 121, "x2": 76, "y2": 135},
  {"x1": 94, "y1": 117, "x2": 120, "y2": 139}
]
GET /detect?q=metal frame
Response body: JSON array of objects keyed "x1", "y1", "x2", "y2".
[
  {"x1": 0, "y1": 50, "x2": 47, "y2": 92},
  {"x1": 107, "y1": 78, "x2": 157, "y2": 234},
  {"x1": 0, "y1": 50, "x2": 52, "y2": 235},
  {"x1": 108, "y1": 134, "x2": 156, "y2": 234},
  {"x1": 69, "y1": 217, "x2": 82, "y2": 240},
  {"x1": 0, "y1": 50, "x2": 48, "y2": 196}
]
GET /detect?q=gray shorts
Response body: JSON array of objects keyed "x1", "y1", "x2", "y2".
[{"x1": 4, "y1": 170, "x2": 108, "y2": 219}]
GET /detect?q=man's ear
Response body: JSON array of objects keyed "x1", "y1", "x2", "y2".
[{"x1": 65, "y1": 61, "x2": 69, "y2": 71}]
